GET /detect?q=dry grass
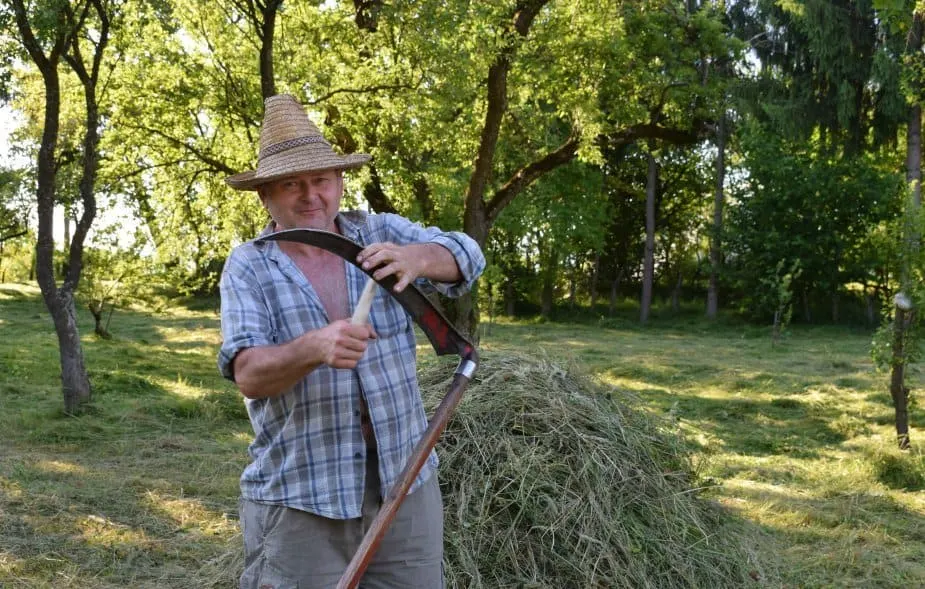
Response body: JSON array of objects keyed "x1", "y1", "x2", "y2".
[{"x1": 424, "y1": 352, "x2": 771, "y2": 588}]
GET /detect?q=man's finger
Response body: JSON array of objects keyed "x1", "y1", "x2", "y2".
[
  {"x1": 372, "y1": 261, "x2": 401, "y2": 282},
  {"x1": 357, "y1": 242, "x2": 395, "y2": 266},
  {"x1": 393, "y1": 274, "x2": 411, "y2": 293},
  {"x1": 362, "y1": 249, "x2": 396, "y2": 271}
]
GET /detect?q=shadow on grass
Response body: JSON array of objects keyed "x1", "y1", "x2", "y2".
[
  {"x1": 0, "y1": 284, "x2": 247, "y2": 586},
  {"x1": 727, "y1": 483, "x2": 925, "y2": 583},
  {"x1": 0, "y1": 451, "x2": 241, "y2": 587},
  {"x1": 0, "y1": 284, "x2": 220, "y2": 348},
  {"x1": 614, "y1": 381, "x2": 847, "y2": 459}
]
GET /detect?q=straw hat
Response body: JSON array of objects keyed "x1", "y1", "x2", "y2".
[{"x1": 225, "y1": 94, "x2": 371, "y2": 190}]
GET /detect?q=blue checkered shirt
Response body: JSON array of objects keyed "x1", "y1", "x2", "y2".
[{"x1": 218, "y1": 211, "x2": 485, "y2": 519}]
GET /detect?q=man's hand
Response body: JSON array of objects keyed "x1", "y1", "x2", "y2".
[
  {"x1": 318, "y1": 320, "x2": 377, "y2": 369},
  {"x1": 357, "y1": 242, "x2": 425, "y2": 293},
  {"x1": 357, "y1": 242, "x2": 461, "y2": 292},
  {"x1": 233, "y1": 320, "x2": 376, "y2": 399}
]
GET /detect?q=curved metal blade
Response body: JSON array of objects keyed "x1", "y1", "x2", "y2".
[{"x1": 259, "y1": 228, "x2": 474, "y2": 357}]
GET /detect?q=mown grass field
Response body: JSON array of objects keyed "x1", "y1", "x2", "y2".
[{"x1": 2, "y1": 282, "x2": 924, "y2": 587}]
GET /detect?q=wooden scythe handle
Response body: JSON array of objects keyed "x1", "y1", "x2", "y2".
[{"x1": 336, "y1": 356, "x2": 476, "y2": 589}]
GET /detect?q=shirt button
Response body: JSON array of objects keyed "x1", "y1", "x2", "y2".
[
  {"x1": 354, "y1": 410, "x2": 361, "y2": 417},
  {"x1": 354, "y1": 452, "x2": 363, "y2": 459}
]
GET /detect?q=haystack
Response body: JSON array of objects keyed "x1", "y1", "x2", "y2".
[{"x1": 421, "y1": 351, "x2": 770, "y2": 589}]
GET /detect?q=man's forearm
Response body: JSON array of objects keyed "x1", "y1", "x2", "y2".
[
  {"x1": 232, "y1": 332, "x2": 324, "y2": 399},
  {"x1": 415, "y1": 243, "x2": 462, "y2": 283}
]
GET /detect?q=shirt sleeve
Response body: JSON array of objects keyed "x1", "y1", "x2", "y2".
[
  {"x1": 379, "y1": 213, "x2": 486, "y2": 298},
  {"x1": 217, "y1": 250, "x2": 275, "y2": 382}
]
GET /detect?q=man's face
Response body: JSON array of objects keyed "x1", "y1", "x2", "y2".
[{"x1": 259, "y1": 170, "x2": 344, "y2": 232}]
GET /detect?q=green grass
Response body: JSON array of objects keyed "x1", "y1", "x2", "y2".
[
  {"x1": 1, "y1": 282, "x2": 924, "y2": 587},
  {"x1": 479, "y1": 317, "x2": 925, "y2": 588}
]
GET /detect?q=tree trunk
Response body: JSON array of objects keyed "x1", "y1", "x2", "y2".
[
  {"x1": 62, "y1": 212, "x2": 71, "y2": 279},
  {"x1": 19, "y1": 5, "x2": 93, "y2": 413},
  {"x1": 640, "y1": 152, "x2": 657, "y2": 323},
  {"x1": 671, "y1": 270, "x2": 682, "y2": 312},
  {"x1": 13, "y1": 0, "x2": 113, "y2": 414},
  {"x1": 258, "y1": 0, "x2": 282, "y2": 99},
  {"x1": 609, "y1": 268, "x2": 624, "y2": 316},
  {"x1": 590, "y1": 251, "x2": 600, "y2": 311},
  {"x1": 707, "y1": 111, "x2": 726, "y2": 319},
  {"x1": 44, "y1": 289, "x2": 92, "y2": 413},
  {"x1": 890, "y1": 305, "x2": 912, "y2": 449},
  {"x1": 88, "y1": 302, "x2": 110, "y2": 339},
  {"x1": 888, "y1": 61, "x2": 923, "y2": 448},
  {"x1": 458, "y1": 0, "x2": 575, "y2": 339},
  {"x1": 541, "y1": 252, "x2": 557, "y2": 319},
  {"x1": 504, "y1": 279, "x2": 515, "y2": 316}
]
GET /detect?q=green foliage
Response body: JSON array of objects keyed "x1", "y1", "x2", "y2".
[
  {"x1": 763, "y1": 258, "x2": 801, "y2": 342},
  {"x1": 78, "y1": 244, "x2": 162, "y2": 336},
  {"x1": 753, "y1": 0, "x2": 907, "y2": 153},
  {"x1": 870, "y1": 198, "x2": 925, "y2": 371},
  {"x1": 0, "y1": 166, "x2": 29, "y2": 244},
  {"x1": 726, "y1": 122, "x2": 904, "y2": 320}
]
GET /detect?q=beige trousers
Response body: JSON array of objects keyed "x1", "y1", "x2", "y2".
[{"x1": 239, "y1": 455, "x2": 444, "y2": 589}]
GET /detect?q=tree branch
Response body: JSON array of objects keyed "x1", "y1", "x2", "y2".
[
  {"x1": 128, "y1": 125, "x2": 238, "y2": 175},
  {"x1": 305, "y1": 79, "x2": 421, "y2": 105},
  {"x1": 464, "y1": 0, "x2": 550, "y2": 239},
  {"x1": 363, "y1": 165, "x2": 398, "y2": 214},
  {"x1": 0, "y1": 229, "x2": 28, "y2": 244},
  {"x1": 486, "y1": 129, "x2": 581, "y2": 224},
  {"x1": 604, "y1": 122, "x2": 704, "y2": 148}
]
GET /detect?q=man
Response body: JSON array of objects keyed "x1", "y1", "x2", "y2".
[{"x1": 218, "y1": 94, "x2": 485, "y2": 589}]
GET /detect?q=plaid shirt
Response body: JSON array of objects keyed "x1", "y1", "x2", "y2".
[{"x1": 218, "y1": 211, "x2": 485, "y2": 519}]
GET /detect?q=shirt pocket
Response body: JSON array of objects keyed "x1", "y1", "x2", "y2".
[{"x1": 370, "y1": 289, "x2": 412, "y2": 338}]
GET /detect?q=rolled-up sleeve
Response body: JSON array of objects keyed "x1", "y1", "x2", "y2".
[
  {"x1": 217, "y1": 254, "x2": 275, "y2": 381},
  {"x1": 380, "y1": 214, "x2": 485, "y2": 297}
]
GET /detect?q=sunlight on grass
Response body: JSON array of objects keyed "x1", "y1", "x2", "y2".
[
  {"x1": 152, "y1": 374, "x2": 213, "y2": 398},
  {"x1": 77, "y1": 514, "x2": 151, "y2": 548},
  {"x1": 36, "y1": 460, "x2": 87, "y2": 476},
  {"x1": 143, "y1": 490, "x2": 237, "y2": 537},
  {"x1": 0, "y1": 477, "x2": 24, "y2": 500},
  {"x1": 598, "y1": 374, "x2": 666, "y2": 392}
]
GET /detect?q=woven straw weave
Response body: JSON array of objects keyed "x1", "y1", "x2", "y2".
[{"x1": 226, "y1": 94, "x2": 370, "y2": 190}]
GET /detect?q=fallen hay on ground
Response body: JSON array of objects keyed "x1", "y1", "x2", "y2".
[{"x1": 421, "y1": 351, "x2": 773, "y2": 589}]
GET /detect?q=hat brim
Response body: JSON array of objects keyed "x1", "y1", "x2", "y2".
[{"x1": 226, "y1": 153, "x2": 371, "y2": 191}]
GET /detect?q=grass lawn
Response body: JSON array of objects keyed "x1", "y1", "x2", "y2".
[{"x1": 2, "y1": 282, "x2": 924, "y2": 587}]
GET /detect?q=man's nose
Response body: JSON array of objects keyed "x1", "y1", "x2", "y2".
[{"x1": 296, "y1": 181, "x2": 318, "y2": 200}]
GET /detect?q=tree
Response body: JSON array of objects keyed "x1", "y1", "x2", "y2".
[
  {"x1": 640, "y1": 149, "x2": 658, "y2": 323},
  {"x1": 7, "y1": 0, "x2": 117, "y2": 413},
  {"x1": 871, "y1": 0, "x2": 925, "y2": 449},
  {"x1": 725, "y1": 123, "x2": 902, "y2": 322}
]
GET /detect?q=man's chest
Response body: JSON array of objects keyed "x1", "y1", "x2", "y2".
[{"x1": 293, "y1": 255, "x2": 349, "y2": 321}]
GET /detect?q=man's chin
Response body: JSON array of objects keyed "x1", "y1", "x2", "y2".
[{"x1": 288, "y1": 219, "x2": 336, "y2": 232}]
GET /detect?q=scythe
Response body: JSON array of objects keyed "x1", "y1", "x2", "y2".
[{"x1": 258, "y1": 228, "x2": 478, "y2": 589}]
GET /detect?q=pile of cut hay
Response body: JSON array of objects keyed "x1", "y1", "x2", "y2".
[{"x1": 421, "y1": 351, "x2": 771, "y2": 589}]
